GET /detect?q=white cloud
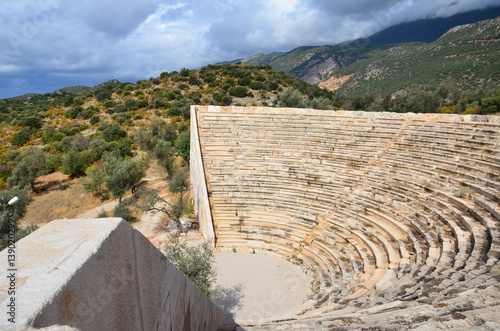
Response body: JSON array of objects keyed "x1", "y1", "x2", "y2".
[
  {"x1": 0, "y1": 0, "x2": 498, "y2": 98},
  {"x1": 0, "y1": 64, "x2": 24, "y2": 73}
]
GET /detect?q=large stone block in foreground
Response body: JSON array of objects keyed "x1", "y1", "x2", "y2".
[{"x1": 0, "y1": 218, "x2": 224, "y2": 331}]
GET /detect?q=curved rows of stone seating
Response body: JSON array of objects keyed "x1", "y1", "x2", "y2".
[{"x1": 195, "y1": 107, "x2": 500, "y2": 327}]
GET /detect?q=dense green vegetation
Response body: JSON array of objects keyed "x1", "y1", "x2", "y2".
[
  {"x1": 0, "y1": 63, "x2": 331, "y2": 185},
  {"x1": 334, "y1": 18, "x2": 500, "y2": 97},
  {"x1": 334, "y1": 83, "x2": 500, "y2": 115},
  {"x1": 238, "y1": 17, "x2": 500, "y2": 91},
  {"x1": 0, "y1": 63, "x2": 333, "y2": 238},
  {"x1": 330, "y1": 17, "x2": 500, "y2": 114},
  {"x1": 0, "y1": 187, "x2": 35, "y2": 250}
]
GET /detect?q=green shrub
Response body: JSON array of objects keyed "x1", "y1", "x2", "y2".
[
  {"x1": 176, "y1": 131, "x2": 190, "y2": 163},
  {"x1": 278, "y1": 89, "x2": 304, "y2": 108},
  {"x1": 90, "y1": 115, "x2": 100, "y2": 125},
  {"x1": 99, "y1": 123, "x2": 127, "y2": 142},
  {"x1": 228, "y1": 86, "x2": 250, "y2": 98},
  {"x1": 18, "y1": 116, "x2": 42, "y2": 129},
  {"x1": 65, "y1": 106, "x2": 82, "y2": 119},
  {"x1": 249, "y1": 81, "x2": 266, "y2": 90},
  {"x1": 113, "y1": 204, "x2": 136, "y2": 222},
  {"x1": 97, "y1": 209, "x2": 108, "y2": 218},
  {"x1": 7, "y1": 149, "x2": 45, "y2": 190},
  {"x1": 0, "y1": 188, "x2": 32, "y2": 250},
  {"x1": 11, "y1": 128, "x2": 32, "y2": 147},
  {"x1": 161, "y1": 234, "x2": 217, "y2": 297},
  {"x1": 61, "y1": 149, "x2": 92, "y2": 178},
  {"x1": 16, "y1": 224, "x2": 38, "y2": 241}
]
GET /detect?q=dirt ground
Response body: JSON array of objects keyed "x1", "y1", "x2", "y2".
[
  {"x1": 213, "y1": 253, "x2": 311, "y2": 324},
  {"x1": 21, "y1": 172, "x2": 102, "y2": 227},
  {"x1": 20, "y1": 162, "x2": 176, "y2": 244}
]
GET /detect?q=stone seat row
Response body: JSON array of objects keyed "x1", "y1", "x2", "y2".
[
  {"x1": 210, "y1": 183, "x2": 453, "y2": 290},
  {"x1": 207, "y1": 160, "x2": 492, "y2": 260},
  {"x1": 211, "y1": 197, "x2": 470, "y2": 308},
  {"x1": 207, "y1": 180, "x2": 492, "y2": 302},
  {"x1": 200, "y1": 126, "x2": 498, "y2": 153},
  {"x1": 198, "y1": 117, "x2": 499, "y2": 149},
  {"x1": 201, "y1": 141, "x2": 498, "y2": 193},
  {"x1": 196, "y1": 108, "x2": 500, "y2": 321},
  {"x1": 207, "y1": 163, "x2": 492, "y2": 241},
  {"x1": 213, "y1": 207, "x2": 400, "y2": 303},
  {"x1": 198, "y1": 113, "x2": 407, "y2": 126},
  {"x1": 208, "y1": 170, "x2": 480, "y2": 264}
]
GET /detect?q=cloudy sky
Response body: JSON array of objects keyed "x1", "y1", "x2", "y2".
[{"x1": 0, "y1": 0, "x2": 497, "y2": 98}]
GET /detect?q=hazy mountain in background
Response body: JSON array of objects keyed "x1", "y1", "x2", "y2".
[
  {"x1": 232, "y1": 6, "x2": 500, "y2": 95},
  {"x1": 328, "y1": 17, "x2": 500, "y2": 96},
  {"x1": 368, "y1": 6, "x2": 500, "y2": 44}
]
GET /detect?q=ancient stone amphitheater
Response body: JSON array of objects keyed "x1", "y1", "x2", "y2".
[{"x1": 191, "y1": 106, "x2": 500, "y2": 330}]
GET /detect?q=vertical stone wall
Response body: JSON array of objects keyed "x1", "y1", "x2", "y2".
[
  {"x1": 190, "y1": 105, "x2": 216, "y2": 245},
  {"x1": 0, "y1": 218, "x2": 224, "y2": 331}
]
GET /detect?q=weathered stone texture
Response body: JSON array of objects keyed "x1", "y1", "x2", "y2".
[
  {"x1": 191, "y1": 106, "x2": 217, "y2": 245},
  {"x1": 0, "y1": 218, "x2": 224, "y2": 331},
  {"x1": 193, "y1": 105, "x2": 500, "y2": 329}
]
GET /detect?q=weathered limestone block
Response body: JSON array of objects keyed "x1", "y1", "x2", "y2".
[
  {"x1": 191, "y1": 106, "x2": 217, "y2": 245},
  {"x1": 0, "y1": 218, "x2": 224, "y2": 331}
]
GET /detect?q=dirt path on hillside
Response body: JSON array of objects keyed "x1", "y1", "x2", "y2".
[{"x1": 21, "y1": 162, "x2": 183, "y2": 246}]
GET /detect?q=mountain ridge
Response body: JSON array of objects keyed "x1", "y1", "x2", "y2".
[
  {"x1": 234, "y1": 7, "x2": 500, "y2": 94},
  {"x1": 332, "y1": 16, "x2": 500, "y2": 96}
]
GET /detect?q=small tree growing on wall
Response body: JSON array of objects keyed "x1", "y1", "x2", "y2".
[{"x1": 161, "y1": 233, "x2": 217, "y2": 297}]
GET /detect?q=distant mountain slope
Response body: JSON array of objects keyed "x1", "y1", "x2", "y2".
[
  {"x1": 240, "y1": 43, "x2": 377, "y2": 84},
  {"x1": 333, "y1": 17, "x2": 500, "y2": 96},
  {"x1": 235, "y1": 7, "x2": 500, "y2": 91},
  {"x1": 368, "y1": 6, "x2": 500, "y2": 44}
]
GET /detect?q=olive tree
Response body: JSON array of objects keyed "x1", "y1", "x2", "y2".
[
  {"x1": 140, "y1": 168, "x2": 189, "y2": 229},
  {"x1": 278, "y1": 89, "x2": 305, "y2": 108},
  {"x1": 7, "y1": 149, "x2": 45, "y2": 191},
  {"x1": 103, "y1": 153, "x2": 146, "y2": 203},
  {"x1": 81, "y1": 163, "x2": 107, "y2": 199}
]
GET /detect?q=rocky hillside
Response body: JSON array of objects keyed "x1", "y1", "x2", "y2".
[
  {"x1": 234, "y1": 15, "x2": 500, "y2": 97},
  {"x1": 331, "y1": 17, "x2": 500, "y2": 97},
  {"x1": 239, "y1": 44, "x2": 373, "y2": 85}
]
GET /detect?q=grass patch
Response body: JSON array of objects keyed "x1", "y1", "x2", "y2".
[{"x1": 21, "y1": 181, "x2": 101, "y2": 226}]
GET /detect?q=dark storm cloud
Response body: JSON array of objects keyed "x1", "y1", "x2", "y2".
[
  {"x1": 0, "y1": 0, "x2": 497, "y2": 98},
  {"x1": 64, "y1": 0, "x2": 164, "y2": 37}
]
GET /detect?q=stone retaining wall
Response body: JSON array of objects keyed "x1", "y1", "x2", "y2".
[
  {"x1": 0, "y1": 218, "x2": 224, "y2": 331},
  {"x1": 191, "y1": 106, "x2": 217, "y2": 245}
]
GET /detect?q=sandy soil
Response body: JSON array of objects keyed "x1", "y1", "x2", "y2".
[
  {"x1": 213, "y1": 253, "x2": 311, "y2": 325},
  {"x1": 22, "y1": 162, "x2": 176, "y2": 246},
  {"x1": 21, "y1": 172, "x2": 102, "y2": 227}
]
